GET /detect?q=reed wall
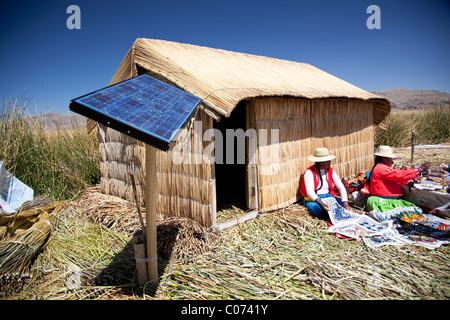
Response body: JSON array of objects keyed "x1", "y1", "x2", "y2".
[
  {"x1": 251, "y1": 98, "x2": 375, "y2": 212},
  {"x1": 98, "y1": 124, "x2": 146, "y2": 206},
  {"x1": 156, "y1": 109, "x2": 213, "y2": 226},
  {"x1": 98, "y1": 108, "x2": 214, "y2": 226}
]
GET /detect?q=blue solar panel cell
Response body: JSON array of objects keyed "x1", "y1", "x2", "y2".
[{"x1": 69, "y1": 74, "x2": 201, "y2": 151}]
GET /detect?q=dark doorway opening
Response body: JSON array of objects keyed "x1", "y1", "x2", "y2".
[{"x1": 214, "y1": 101, "x2": 247, "y2": 211}]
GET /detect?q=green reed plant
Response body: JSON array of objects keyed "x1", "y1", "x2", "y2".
[
  {"x1": 375, "y1": 110, "x2": 415, "y2": 147},
  {"x1": 415, "y1": 104, "x2": 450, "y2": 144},
  {"x1": 375, "y1": 104, "x2": 450, "y2": 147},
  {"x1": 0, "y1": 97, "x2": 99, "y2": 201}
]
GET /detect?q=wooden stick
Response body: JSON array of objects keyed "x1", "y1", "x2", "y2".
[
  {"x1": 145, "y1": 144, "x2": 158, "y2": 285},
  {"x1": 254, "y1": 258, "x2": 286, "y2": 275},
  {"x1": 130, "y1": 173, "x2": 145, "y2": 235},
  {"x1": 411, "y1": 130, "x2": 416, "y2": 164},
  {"x1": 211, "y1": 210, "x2": 259, "y2": 233},
  {"x1": 133, "y1": 230, "x2": 148, "y2": 287},
  {"x1": 166, "y1": 248, "x2": 177, "y2": 275}
]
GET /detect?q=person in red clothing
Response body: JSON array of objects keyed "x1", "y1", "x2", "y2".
[
  {"x1": 300, "y1": 147, "x2": 350, "y2": 219},
  {"x1": 366, "y1": 145, "x2": 431, "y2": 212}
]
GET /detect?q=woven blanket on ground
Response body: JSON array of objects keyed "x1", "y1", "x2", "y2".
[
  {"x1": 323, "y1": 197, "x2": 450, "y2": 250},
  {"x1": 394, "y1": 212, "x2": 450, "y2": 241}
]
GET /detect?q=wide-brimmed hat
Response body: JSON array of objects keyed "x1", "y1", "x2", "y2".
[
  {"x1": 308, "y1": 147, "x2": 336, "y2": 162},
  {"x1": 374, "y1": 145, "x2": 397, "y2": 158}
]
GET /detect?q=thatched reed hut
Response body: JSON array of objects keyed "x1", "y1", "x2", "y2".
[{"x1": 90, "y1": 38, "x2": 390, "y2": 227}]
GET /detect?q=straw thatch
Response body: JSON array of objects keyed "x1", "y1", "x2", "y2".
[
  {"x1": 92, "y1": 38, "x2": 390, "y2": 227},
  {"x1": 103, "y1": 38, "x2": 389, "y2": 123}
]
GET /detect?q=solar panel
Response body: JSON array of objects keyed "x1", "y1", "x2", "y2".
[{"x1": 69, "y1": 74, "x2": 202, "y2": 151}]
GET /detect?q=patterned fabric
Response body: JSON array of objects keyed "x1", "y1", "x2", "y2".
[
  {"x1": 394, "y1": 212, "x2": 450, "y2": 241},
  {"x1": 323, "y1": 197, "x2": 450, "y2": 250}
]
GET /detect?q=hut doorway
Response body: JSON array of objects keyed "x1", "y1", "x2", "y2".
[{"x1": 213, "y1": 101, "x2": 248, "y2": 211}]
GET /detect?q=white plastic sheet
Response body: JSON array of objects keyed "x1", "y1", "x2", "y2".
[{"x1": 0, "y1": 161, "x2": 34, "y2": 214}]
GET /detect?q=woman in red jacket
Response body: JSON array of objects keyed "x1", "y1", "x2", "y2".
[{"x1": 366, "y1": 145, "x2": 431, "y2": 212}]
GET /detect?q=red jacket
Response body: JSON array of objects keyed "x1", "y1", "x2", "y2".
[
  {"x1": 300, "y1": 165, "x2": 336, "y2": 199},
  {"x1": 369, "y1": 163, "x2": 419, "y2": 197}
]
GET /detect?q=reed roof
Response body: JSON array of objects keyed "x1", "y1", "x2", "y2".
[{"x1": 107, "y1": 38, "x2": 390, "y2": 127}]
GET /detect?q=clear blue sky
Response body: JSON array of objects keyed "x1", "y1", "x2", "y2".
[{"x1": 0, "y1": 0, "x2": 449, "y2": 114}]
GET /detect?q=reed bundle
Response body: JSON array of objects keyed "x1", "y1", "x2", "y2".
[
  {"x1": 0, "y1": 201, "x2": 60, "y2": 240},
  {"x1": 73, "y1": 186, "x2": 218, "y2": 262},
  {"x1": 73, "y1": 185, "x2": 145, "y2": 237},
  {"x1": 0, "y1": 201, "x2": 66, "y2": 276},
  {"x1": 156, "y1": 109, "x2": 213, "y2": 226},
  {"x1": 0, "y1": 215, "x2": 52, "y2": 275},
  {"x1": 157, "y1": 216, "x2": 219, "y2": 262},
  {"x1": 98, "y1": 124, "x2": 146, "y2": 207}
]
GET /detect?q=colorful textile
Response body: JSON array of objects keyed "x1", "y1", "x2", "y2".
[
  {"x1": 362, "y1": 230, "x2": 404, "y2": 248},
  {"x1": 302, "y1": 194, "x2": 342, "y2": 220},
  {"x1": 394, "y1": 212, "x2": 450, "y2": 241},
  {"x1": 323, "y1": 197, "x2": 450, "y2": 250},
  {"x1": 322, "y1": 196, "x2": 359, "y2": 225},
  {"x1": 327, "y1": 215, "x2": 393, "y2": 240},
  {"x1": 400, "y1": 234, "x2": 449, "y2": 250},
  {"x1": 369, "y1": 206, "x2": 422, "y2": 222}
]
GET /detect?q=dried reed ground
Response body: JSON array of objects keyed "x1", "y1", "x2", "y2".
[
  {"x1": 9, "y1": 185, "x2": 449, "y2": 300},
  {"x1": 160, "y1": 207, "x2": 449, "y2": 300}
]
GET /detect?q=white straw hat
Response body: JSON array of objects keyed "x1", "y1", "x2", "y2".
[
  {"x1": 374, "y1": 145, "x2": 397, "y2": 158},
  {"x1": 308, "y1": 147, "x2": 336, "y2": 162}
]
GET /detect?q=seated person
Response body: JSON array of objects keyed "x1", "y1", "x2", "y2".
[
  {"x1": 300, "y1": 147, "x2": 350, "y2": 219},
  {"x1": 366, "y1": 145, "x2": 431, "y2": 212}
]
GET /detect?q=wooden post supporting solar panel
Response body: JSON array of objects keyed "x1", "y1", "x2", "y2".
[
  {"x1": 133, "y1": 230, "x2": 148, "y2": 287},
  {"x1": 69, "y1": 74, "x2": 202, "y2": 289},
  {"x1": 145, "y1": 144, "x2": 158, "y2": 284}
]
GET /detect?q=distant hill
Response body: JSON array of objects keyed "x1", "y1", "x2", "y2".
[
  {"x1": 27, "y1": 113, "x2": 86, "y2": 131},
  {"x1": 371, "y1": 88, "x2": 450, "y2": 110}
]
